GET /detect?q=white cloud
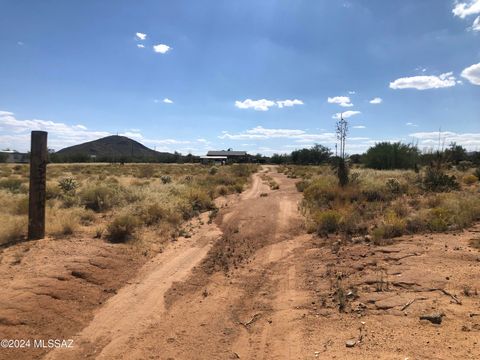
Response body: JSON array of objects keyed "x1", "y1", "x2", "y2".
[
  {"x1": 452, "y1": 1, "x2": 480, "y2": 30},
  {"x1": 452, "y1": 0, "x2": 480, "y2": 18},
  {"x1": 389, "y1": 72, "x2": 456, "y2": 90},
  {"x1": 353, "y1": 125, "x2": 366, "y2": 129},
  {"x1": 348, "y1": 91, "x2": 356, "y2": 95},
  {"x1": 0, "y1": 110, "x2": 202, "y2": 153},
  {"x1": 137, "y1": 44, "x2": 145, "y2": 48},
  {"x1": 328, "y1": 96, "x2": 353, "y2": 107},
  {"x1": 276, "y1": 99, "x2": 304, "y2": 108},
  {"x1": 235, "y1": 99, "x2": 275, "y2": 111},
  {"x1": 369, "y1": 97, "x2": 383, "y2": 104},
  {"x1": 0, "y1": 111, "x2": 110, "y2": 150},
  {"x1": 406, "y1": 122, "x2": 418, "y2": 127},
  {"x1": 153, "y1": 44, "x2": 171, "y2": 54},
  {"x1": 332, "y1": 111, "x2": 361, "y2": 119},
  {"x1": 409, "y1": 131, "x2": 480, "y2": 150},
  {"x1": 235, "y1": 99, "x2": 303, "y2": 111},
  {"x1": 473, "y1": 15, "x2": 480, "y2": 30},
  {"x1": 461, "y1": 62, "x2": 480, "y2": 85},
  {"x1": 219, "y1": 126, "x2": 336, "y2": 143},
  {"x1": 136, "y1": 32, "x2": 147, "y2": 40},
  {"x1": 163, "y1": 98, "x2": 174, "y2": 104}
]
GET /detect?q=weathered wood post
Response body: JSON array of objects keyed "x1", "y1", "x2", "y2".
[{"x1": 28, "y1": 131, "x2": 48, "y2": 240}]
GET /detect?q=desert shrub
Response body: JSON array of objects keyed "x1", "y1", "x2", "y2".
[
  {"x1": 381, "y1": 212, "x2": 406, "y2": 238},
  {"x1": 361, "y1": 188, "x2": 386, "y2": 202},
  {"x1": 313, "y1": 210, "x2": 341, "y2": 234},
  {"x1": 216, "y1": 185, "x2": 228, "y2": 196},
  {"x1": 0, "y1": 178, "x2": 25, "y2": 193},
  {"x1": 161, "y1": 175, "x2": 172, "y2": 184},
  {"x1": 295, "y1": 180, "x2": 310, "y2": 192},
  {"x1": 427, "y1": 207, "x2": 450, "y2": 232},
  {"x1": 79, "y1": 184, "x2": 122, "y2": 212},
  {"x1": 463, "y1": 174, "x2": 478, "y2": 185},
  {"x1": 106, "y1": 214, "x2": 139, "y2": 243},
  {"x1": 405, "y1": 216, "x2": 427, "y2": 233},
  {"x1": 139, "y1": 203, "x2": 168, "y2": 226},
  {"x1": 457, "y1": 161, "x2": 473, "y2": 171},
  {"x1": 423, "y1": 167, "x2": 459, "y2": 192},
  {"x1": 0, "y1": 216, "x2": 26, "y2": 245},
  {"x1": 233, "y1": 183, "x2": 244, "y2": 193},
  {"x1": 58, "y1": 178, "x2": 78, "y2": 194},
  {"x1": 79, "y1": 209, "x2": 96, "y2": 225},
  {"x1": 186, "y1": 188, "x2": 214, "y2": 212},
  {"x1": 385, "y1": 178, "x2": 401, "y2": 194}
]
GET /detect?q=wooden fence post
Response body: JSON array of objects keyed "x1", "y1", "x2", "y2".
[{"x1": 28, "y1": 131, "x2": 48, "y2": 240}]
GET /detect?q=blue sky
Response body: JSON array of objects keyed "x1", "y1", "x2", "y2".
[{"x1": 1, "y1": 0, "x2": 479, "y2": 155}]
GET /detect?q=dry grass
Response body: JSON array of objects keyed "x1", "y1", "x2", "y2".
[
  {"x1": 281, "y1": 165, "x2": 480, "y2": 241},
  {"x1": 0, "y1": 163, "x2": 257, "y2": 246}
]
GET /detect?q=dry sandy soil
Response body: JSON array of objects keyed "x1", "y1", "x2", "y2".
[{"x1": 1, "y1": 166, "x2": 479, "y2": 359}]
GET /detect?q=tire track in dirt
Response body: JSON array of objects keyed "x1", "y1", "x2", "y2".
[
  {"x1": 45, "y1": 166, "x2": 312, "y2": 359},
  {"x1": 45, "y1": 215, "x2": 222, "y2": 360}
]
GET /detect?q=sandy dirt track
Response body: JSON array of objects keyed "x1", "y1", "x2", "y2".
[{"x1": 1, "y1": 166, "x2": 480, "y2": 359}]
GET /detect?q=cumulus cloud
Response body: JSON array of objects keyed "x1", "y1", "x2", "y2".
[
  {"x1": 389, "y1": 72, "x2": 456, "y2": 90},
  {"x1": 327, "y1": 96, "x2": 353, "y2": 107},
  {"x1": 452, "y1": 0, "x2": 480, "y2": 30},
  {"x1": 136, "y1": 32, "x2": 147, "y2": 40},
  {"x1": 409, "y1": 131, "x2": 480, "y2": 150},
  {"x1": 369, "y1": 97, "x2": 383, "y2": 104},
  {"x1": 276, "y1": 99, "x2": 304, "y2": 108},
  {"x1": 0, "y1": 111, "x2": 110, "y2": 150},
  {"x1": 353, "y1": 125, "x2": 366, "y2": 129},
  {"x1": 137, "y1": 44, "x2": 145, "y2": 48},
  {"x1": 235, "y1": 99, "x2": 303, "y2": 111},
  {"x1": 219, "y1": 126, "x2": 336, "y2": 143},
  {"x1": 0, "y1": 110, "x2": 204, "y2": 153},
  {"x1": 452, "y1": 0, "x2": 480, "y2": 18},
  {"x1": 332, "y1": 111, "x2": 361, "y2": 119},
  {"x1": 153, "y1": 44, "x2": 171, "y2": 54},
  {"x1": 461, "y1": 62, "x2": 480, "y2": 85},
  {"x1": 406, "y1": 122, "x2": 419, "y2": 127},
  {"x1": 163, "y1": 98, "x2": 174, "y2": 104}
]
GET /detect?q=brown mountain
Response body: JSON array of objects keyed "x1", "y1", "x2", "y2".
[{"x1": 55, "y1": 135, "x2": 177, "y2": 162}]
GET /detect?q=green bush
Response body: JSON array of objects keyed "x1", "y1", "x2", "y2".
[
  {"x1": 423, "y1": 167, "x2": 459, "y2": 192},
  {"x1": 364, "y1": 142, "x2": 419, "y2": 170},
  {"x1": 58, "y1": 178, "x2": 78, "y2": 194}
]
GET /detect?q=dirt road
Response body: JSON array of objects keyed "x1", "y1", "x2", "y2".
[{"x1": 1, "y1": 167, "x2": 480, "y2": 359}]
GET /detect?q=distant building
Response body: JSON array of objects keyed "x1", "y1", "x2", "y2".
[
  {"x1": 0, "y1": 150, "x2": 29, "y2": 163},
  {"x1": 201, "y1": 150, "x2": 248, "y2": 164}
]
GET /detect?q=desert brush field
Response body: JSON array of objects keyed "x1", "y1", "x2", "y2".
[{"x1": 0, "y1": 163, "x2": 479, "y2": 359}]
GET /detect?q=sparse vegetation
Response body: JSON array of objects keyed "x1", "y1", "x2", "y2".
[
  {"x1": 283, "y1": 164, "x2": 480, "y2": 241},
  {"x1": 0, "y1": 163, "x2": 257, "y2": 245}
]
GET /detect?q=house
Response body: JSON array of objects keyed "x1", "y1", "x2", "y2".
[
  {"x1": 201, "y1": 150, "x2": 249, "y2": 164},
  {"x1": 0, "y1": 150, "x2": 29, "y2": 163}
]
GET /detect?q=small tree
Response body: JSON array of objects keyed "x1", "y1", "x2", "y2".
[{"x1": 336, "y1": 114, "x2": 349, "y2": 187}]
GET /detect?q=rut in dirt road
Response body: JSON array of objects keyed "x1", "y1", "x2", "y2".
[{"x1": 45, "y1": 167, "x2": 311, "y2": 360}]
